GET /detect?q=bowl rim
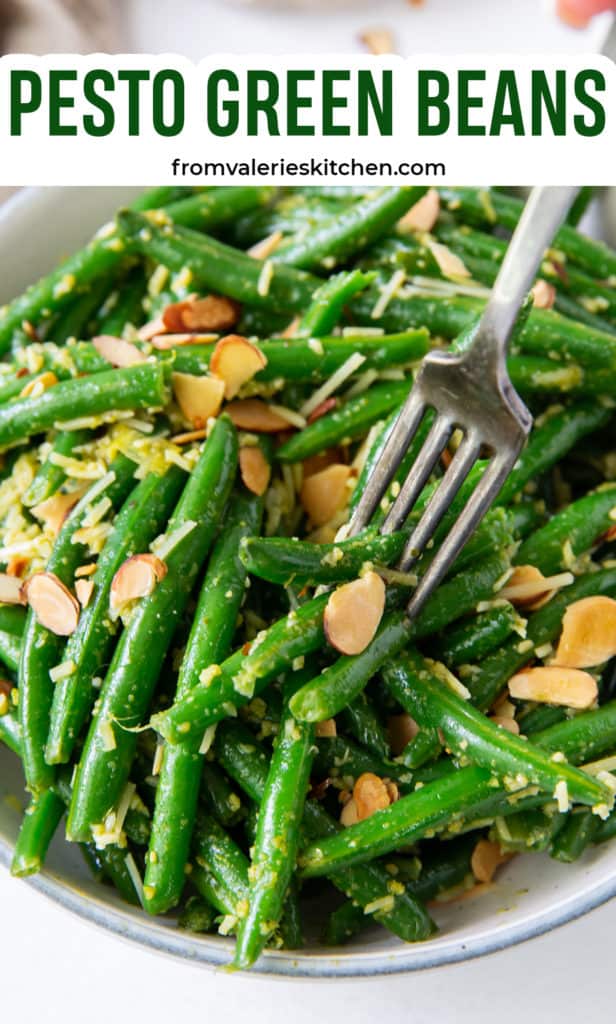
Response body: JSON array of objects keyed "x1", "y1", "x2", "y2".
[{"x1": 1, "y1": 185, "x2": 615, "y2": 978}]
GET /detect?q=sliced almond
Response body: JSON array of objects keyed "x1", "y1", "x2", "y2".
[
  {"x1": 163, "y1": 295, "x2": 240, "y2": 334},
  {"x1": 307, "y1": 397, "x2": 338, "y2": 425},
  {"x1": 340, "y1": 796, "x2": 360, "y2": 827},
  {"x1": 397, "y1": 188, "x2": 440, "y2": 234},
  {"x1": 92, "y1": 335, "x2": 147, "y2": 368},
  {"x1": 300, "y1": 464, "x2": 352, "y2": 526},
  {"x1": 531, "y1": 279, "x2": 556, "y2": 310},
  {"x1": 6, "y1": 555, "x2": 28, "y2": 579},
  {"x1": 359, "y1": 27, "x2": 395, "y2": 55},
  {"x1": 138, "y1": 314, "x2": 167, "y2": 342},
  {"x1": 553, "y1": 595, "x2": 616, "y2": 669},
  {"x1": 110, "y1": 554, "x2": 167, "y2": 614},
  {"x1": 247, "y1": 231, "x2": 284, "y2": 261},
  {"x1": 23, "y1": 572, "x2": 80, "y2": 635},
  {"x1": 490, "y1": 715, "x2": 520, "y2": 735},
  {"x1": 315, "y1": 718, "x2": 337, "y2": 738},
  {"x1": 499, "y1": 564, "x2": 564, "y2": 610},
  {"x1": 0, "y1": 573, "x2": 26, "y2": 606},
  {"x1": 353, "y1": 772, "x2": 394, "y2": 821},
  {"x1": 471, "y1": 839, "x2": 511, "y2": 884},
  {"x1": 31, "y1": 487, "x2": 88, "y2": 535},
  {"x1": 225, "y1": 398, "x2": 292, "y2": 433},
  {"x1": 75, "y1": 578, "x2": 95, "y2": 608},
  {"x1": 427, "y1": 241, "x2": 470, "y2": 281},
  {"x1": 239, "y1": 446, "x2": 271, "y2": 496},
  {"x1": 387, "y1": 712, "x2": 419, "y2": 755},
  {"x1": 172, "y1": 372, "x2": 225, "y2": 428},
  {"x1": 324, "y1": 571, "x2": 385, "y2": 656},
  {"x1": 209, "y1": 334, "x2": 267, "y2": 399},
  {"x1": 281, "y1": 316, "x2": 301, "y2": 339},
  {"x1": 508, "y1": 666, "x2": 598, "y2": 710},
  {"x1": 150, "y1": 332, "x2": 218, "y2": 350},
  {"x1": 20, "y1": 371, "x2": 58, "y2": 398},
  {"x1": 170, "y1": 428, "x2": 208, "y2": 445},
  {"x1": 302, "y1": 449, "x2": 344, "y2": 480}
]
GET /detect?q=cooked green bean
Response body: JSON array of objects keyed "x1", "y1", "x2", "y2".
[{"x1": 22, "y1": 429, "x2": 91, "y2": 509}]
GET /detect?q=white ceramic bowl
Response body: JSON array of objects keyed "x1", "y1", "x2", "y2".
[{"x1": 1, "y1": 187, "x2": 615, "y2": 977}]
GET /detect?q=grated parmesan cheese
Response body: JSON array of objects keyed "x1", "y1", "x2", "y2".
[
  {"x1": 257, "y1": 260, "x2": 274, "y2": 297},
  {"x1": 300, "y1": 352, "x2": 367, "y2": 418}
]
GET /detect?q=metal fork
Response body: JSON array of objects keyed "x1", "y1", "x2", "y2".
[{"x1": 348, "y1": 186, "x2": 579, "y2": 619}]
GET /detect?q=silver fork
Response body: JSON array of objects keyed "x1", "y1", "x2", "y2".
[{"x1": 348, "y1": 186, "x2": 579, "y2": 619}]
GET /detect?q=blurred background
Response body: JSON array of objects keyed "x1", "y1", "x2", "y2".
[{"x1": 0, "y1": 0, "x2": 613, "y2": 57}]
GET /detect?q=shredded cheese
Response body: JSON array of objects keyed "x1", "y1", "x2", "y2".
[{"x1": 300, "y1": 352, "x2": 367, "y2": 418}]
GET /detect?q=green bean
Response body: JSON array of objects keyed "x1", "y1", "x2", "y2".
[
  {"x1": 396, "y1": 729, "x2": 441, "y2": 771},
  {"x1": 117, "y1": 211, "x2": 319, "y2": 315},
  {"x1": 274, "y1": 187, "x2": 427, "y2": 271},
  {"x1": 297, "y1": 270, "x2": 373, "y2": 336},
  {"x1": 0, "y1": 706, "x2": 21, "y2": 756},
  {"x1": 11, "y1": 788, "x2": 65, "y2": 877},
  {"x1": 150, "y1": 593, "x2": 330, "y2": 744},
  {"x1": 518, "y1": 705, "x2": 567, "y2": 736},
  {"x1": 339, "y1": 694, "x2": 390, "y2": 761},
  {"x1": 290, "y1": 551, "x2": 511, "y2": 723},
  {"x1": 164, "y1": 186, "x2": 275, "y2": 230},
  {"x1": 192, "y1": 811, "x2": 250, "y2": 919},
  {"x1": 22, "y1": 429, "x2": 91, "y2": 508},
  {"x1": 214, "y1": 719, "x2": 435, "y2": 943},
  {"x1": 493, "y1": 808, "x2": 557, "y2": 853},
  {"x1": 497, "y1": 401, "x2": 613, "y2": 505},
  {"x1": 312, "y1": 734, "x2": 411, "y2": 788},
  {"x1": 382, "y1": 649, "x2": 609, "y2": 808},
  {"x1": 234, "y1": 680, "x2": 315, "y2": 968},
  {"x1": 66, "y1": 416, "x2": 238, "y2": 842},
  {"x1": 532, "y1": 700, "x2": 616, "y2": 765},
  {"x1": 178, "y1": 894, "x2": 217, "y2": 933},
  {"x1": 144, "y1": 489, "x2": 262, "y2": 915},
  {"x1": 0, "y1": 362, "x2": 168, "y2": 451},
  {"x1": 130, "y1": 186, "x2": 195, "y2": 211},
  {"x1": 508, "y1": 357, "x2": 616, "y2": 398},
  {"x1": 95, "y1": 846, "x2": 141, "y2": 905},
  {"x1": 436, "y1": 604, "x2": 521, "y2": 667},
  {"x1": 550, "y1": 808, "x2": 600, "y2": 862},
  {"x1": 231, "y1": 194, "x2": 347, "y2": 248},
  {"x1": 516, "y1": 485, "x2": 616, "y2": 574},
  {"x1": 468, "y1": 567, "x2": 616, "y2": 711},
  {"x1": 200, "y1": 761, "x2": 244, "y2": 828},
  {"x1": 20, "y1": 454, "x2": 137, "y2": 793},
  {"x1": 0, "y1": 605, "x2": 26, "y2": 673},
  {"x1": 97, "y1": 267, "x2": 147, "y2": 336},
  {"x1": 277, "y1": 379, "x2": 411, "y2": 463},
  {"x1": 46, "y1": 465, "x2": 186, "y2": 765},
  {"x1": 439, "y1": 187, "x2": 616, "y2": 280}
]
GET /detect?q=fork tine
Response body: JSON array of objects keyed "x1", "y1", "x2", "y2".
[
  {"x1": 381, "y1": 416, "x2": 453, "y2": 534},
  {"x1": 405, "y1": 451, "x2": 515, "y2": 619},
  {"x1": 397, "y1": 433, "x2": 482, "y2": 572},
  {"x1": 347, "y1": 387, "x2": 427, "y2": 536}
]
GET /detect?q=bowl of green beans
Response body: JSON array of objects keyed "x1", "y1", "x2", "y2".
[{"x1": 0, "y1": 183, "x2": 615, "y2": 977}]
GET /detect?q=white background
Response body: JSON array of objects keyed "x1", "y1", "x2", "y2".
[{"x1": 2, "y1": 1, "x2": 616, "y2": 1020}]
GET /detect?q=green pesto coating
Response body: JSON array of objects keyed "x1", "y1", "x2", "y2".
[
  {"x1": 515, "y1": 485, "x2": 616, "y2": 574},
  {"x1": 297, "y1": 270, "x2": 373, "y2": 336},
  {"x1": 164, "y1": 186, "x2": 275, "y2": 230},
  {"x1": 66, "y1": 417, "x2": 238, "y2": 841},
  {"x1": 45, "y1": 465, "x2": 186, "y2": 766},
  {"x1": 436, "y1": 604, "x2": 520, "y2": 667},
  {"x1": 10, "y1": 788, "x2": 65, "y2": 877}
]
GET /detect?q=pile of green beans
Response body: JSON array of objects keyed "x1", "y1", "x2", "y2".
[{"x1": 0, "y1": 184, "x2": 615, "y2": 970}]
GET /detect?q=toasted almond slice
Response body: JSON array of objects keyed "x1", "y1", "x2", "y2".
[
  {"x1": 397, "y1": 188, "x2": 440, "y2": 234},
  {"x1": 302, "y1": 449, "x2": 344, "y2": 480},
  {"x1": 427, "y1": 241, "x2": 470, "y2": 281},
  {"x1": 315, "y1": 718, "x2": 337, "y2": 738},
  {"x1": 353, "y1": 772, "x2": 393, "y2": 821},
  {"x1": 531, "y1": 279, "x2": 556, "y2": 310},
  {"x1": 6, "y1": 556, "x2": 28, "y2": 578},
  {"x1": 20, "y1": 371, "x2": 58, "y2": 398},
  {"x1": 75, "y1": 578, "x2": 95, "y2": 608},
  {"x1": 172, "y1": 372, "x2": 225, "y2": 428},
  {"x1": 31, "y1": 487, "x2": 88, "y2": 536},
  {"x1": 508, "y1": 666, "x2": 598, "y2": 710},
  {"x1": 92, "y1": 335, "x2": 147, "y2": 367},
  {"x1": 239, "y1": 446, "x2": 271, "y2": 496},
  {"x1": 75, "y1": 563, "x2": 97, "y2": 578},
  {"x1": 170, "y1": 428, "x2": 208, "y2": 445},
  {"x1": 247, "y1": 231, "x2": 284, "y2": 261},
  {"x1": 0, "y1": 573, "x2": 26, "y2": 606},
  {"x1": 471, "y1": 839, "x2": 511, "y2": 883},
  {"x1": 324, "y1": 571, "x2": 385, "y2": 656},
  {"x1": 225, "y1": 398, "x2": 293, "y2": 433},
  {"x1": 359, "y1": 27, "x2": 395, "y2": 54},
  {"x1": 340, "y1": 796, "x2": 360, "y2": 827},
  {"x1": 23, "y1": 572, "x2": 80, "y2": 635},
  {"x1": 163, "y1": 295, "x2": 240, "y2": 334},
  {"x1": 150, "y1": 332, "x2": 218, "y2": 350},
  {"x1": 387, "y1": 712, "x2": 419, "y2": 755},
  {"x1": 498, "y1": 564, "x2": 567, "y2": 610},
  {"x1": 300, "y1": 464, "x2": 352, "y2": 526},
  {"x1": 110, "y1": 554, "x2": 168, "y2": 614},
  {"x1": 209, "y1": 334, "x2": 268, "y2": 399},
  {"x1": 553, "y1": 595, "x2": 616, "y2": 668},
  {"x1": 490, "y1": 715, "x2": 520, "y2": 735},
  {"x1": 281, "y1": 316, "x2": 301, "y2": 339},
  {"x1": 138, "y1": 315, "x2": 167, "y2": 342}
]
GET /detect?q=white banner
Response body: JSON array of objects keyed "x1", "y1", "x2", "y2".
[{"x1": 0, "y1": 52, "x2": 613, "y2": 185}]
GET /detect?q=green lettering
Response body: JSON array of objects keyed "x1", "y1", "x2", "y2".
[
  {"x1": 458, "y1": 70, "x2": 485, "y2": 136},
  {"x1": 247, "y1": 71, "x2": 280, "y2": 136},
  {"x1": 83, "y1": 70, "x2": 115, "y2": 137},
  {"x1": 489, "y1": 71, "x2": 524, "y2": 136},
  {"x1": 287, "y1": 71, "x2": 314, "y2": 136},
  {"x1": 358, "y1": 70, "x2": 392, "y2": 135},
  {"x1": 152, "y1": 70, "x2": 184, "y2": 137},
  {"x1": 322, "y1": 70, "x2": 350, "y2": 136},
  {"x1": 10, "y1": 71, "x2": 41, "y2": 135},
  {"x1": 207, "y1": 70, "x2": 239, "y2": 137},
  {"x1": 531, "y1": 70, "x2": 566, "y2": 136},
  {"x1": 574, "y1": 69, "x2": 605, "y2": 137},
  {"x1": 417, "y1": 71, "x2": 449, "y2": 136},
  {"x1": 49, "y1": 70, "x2": 77, "y2": 137},
  {"x1": 118, "y1": 70, "x2": 149, "y2": 135}
]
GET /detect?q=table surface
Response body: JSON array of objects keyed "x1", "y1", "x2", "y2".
[{"x1": 3, "y1": 2, "x2": 616, "y2": 1020}]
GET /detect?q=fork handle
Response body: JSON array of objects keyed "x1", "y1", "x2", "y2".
[{"x1": 469, "y1": 186, "x2": 579, "y2": 366}]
